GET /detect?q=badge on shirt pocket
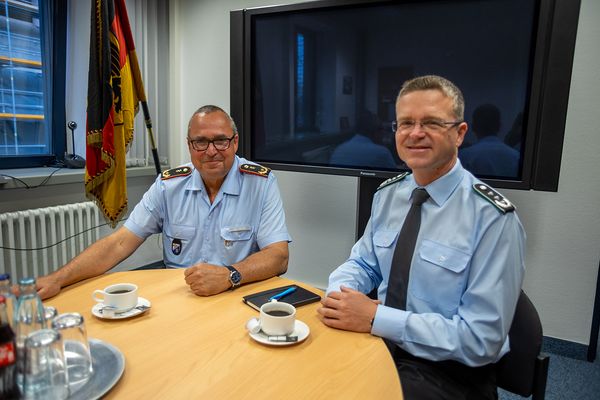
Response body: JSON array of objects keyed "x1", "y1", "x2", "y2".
[
  {"x1": 172, "y1": 238, "x2": 182, "y2": 255},
  {"x1": 220, "y1": 226, "x2": 253, "y2": 249}
]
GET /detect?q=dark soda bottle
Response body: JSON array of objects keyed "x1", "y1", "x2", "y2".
[{"x1": 0, "y1": 295, "x2": 19, "y2": 399}]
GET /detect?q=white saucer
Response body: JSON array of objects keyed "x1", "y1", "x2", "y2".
[
  {"x1": 249, "y1": 320, "x2": 310, "y2": 346},
  {"x1": 92, "y1": 297, "x2": 151, "y2": 320}
]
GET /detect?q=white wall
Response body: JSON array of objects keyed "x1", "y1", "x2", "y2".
[{"x1": 169, "y1": 0, "x2": 600, "y2": 344}]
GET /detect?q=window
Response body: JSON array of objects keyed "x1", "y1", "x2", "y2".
[
  {"x1": 294, "y1": 29, "x2": 316, "y2": 133},
  {"x1": 0, "y1": 0, "x2": 66, "y2": 168}
]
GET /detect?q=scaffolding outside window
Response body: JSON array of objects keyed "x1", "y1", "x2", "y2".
[{"x1": 0, "y1": 0, "x2": 47, "y2": 156}]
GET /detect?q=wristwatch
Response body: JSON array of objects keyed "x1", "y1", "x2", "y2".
[{"x1": 225, "y1": 265, "x2": 242, "y2": 289}]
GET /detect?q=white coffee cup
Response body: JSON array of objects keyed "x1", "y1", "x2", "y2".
[
  {"x1": 257, "y1": 301, "x2": 296, "y2": 336},
  {"x1": 92, "y1": 283, "x2": 138, "y2": 313}
]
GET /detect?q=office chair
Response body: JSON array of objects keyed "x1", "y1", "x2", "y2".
[{"x1": 496, "y1": 290, "x2": 550, "y2": 399}]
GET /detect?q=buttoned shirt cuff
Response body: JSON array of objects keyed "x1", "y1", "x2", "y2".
[
  {"x1": 324, "y1": 282, "x2": 359, "y2": 297},
  {"x1": 370, "y1": 305, "x2": 410, "y2": 343}
]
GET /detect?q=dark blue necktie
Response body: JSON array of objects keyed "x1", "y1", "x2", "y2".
[{"x1": 385, "y1": 188, "x2": 430, "y2": 310}]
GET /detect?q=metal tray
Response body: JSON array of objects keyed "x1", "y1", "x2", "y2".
[{"x1": 70, "y1": 338, "x2": 125, "y2": 400}]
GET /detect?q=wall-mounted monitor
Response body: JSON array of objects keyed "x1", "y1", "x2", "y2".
[{"x1": 231, "y1": 0, "x2": 580, "y2": 191}]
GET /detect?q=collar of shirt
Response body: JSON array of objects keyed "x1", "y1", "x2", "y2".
[
  {"x1": 184, "y1": 156, "x2": 242, "y2": 197},
  {"x1": 410, "y1": 159, "x2": 465, "y2": 207}
]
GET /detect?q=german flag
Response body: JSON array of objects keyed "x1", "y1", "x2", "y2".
[{"x1": 85, "y1": 0, "x2": 144, "y2": 227}]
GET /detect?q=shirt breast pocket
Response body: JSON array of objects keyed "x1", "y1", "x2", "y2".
[
  {"x1": 220, "y1": 225, "x2": 254, "y2": 263},
  {"x1": 373, "y1": 230, "x2": 399, "y2": 272},
  {"x1": 410, "y1": 239, "x2": 471, "y2": 313},
  {"x1": 163, "y1": 224, "x2": 196, "y2": 264}
]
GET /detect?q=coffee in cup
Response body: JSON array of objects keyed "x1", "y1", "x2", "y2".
[
  {"x1": 92, "y1": 283, "x2": 138, "y2": 313},
  {"x1": 258, "y1": 301, "x2": 296, "y2": 336}
]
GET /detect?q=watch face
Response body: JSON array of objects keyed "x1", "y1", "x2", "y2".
[{"x1": 230, "y1": 270, "x2": 242, "y2": 285}]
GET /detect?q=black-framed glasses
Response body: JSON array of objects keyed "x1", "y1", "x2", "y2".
[
  {"x1": 187, "y1": 134, "x2": 237, "y2": 151},
  {"x1": 391, "y1": 119, "x2": 463, "y2": 134}
]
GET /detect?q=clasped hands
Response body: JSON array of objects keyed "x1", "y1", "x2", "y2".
[
  {"x1": 317, "y1": 286, "x2": 381, "y2": 333},
  {"x1": 184, "y1": 263, "x2": 231, "y2": 296}
]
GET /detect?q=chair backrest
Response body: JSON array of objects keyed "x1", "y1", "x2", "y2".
[{"x1": 496, "y1": 290, "x2": 545, "y2": 397}]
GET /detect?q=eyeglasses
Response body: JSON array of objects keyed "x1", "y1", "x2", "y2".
[
  {"x1": 391, "y1": 119, "x2": 463, "y2": 134},
  {"x1": 188, "y1": 134, "x2": 237, "y2": 151}
]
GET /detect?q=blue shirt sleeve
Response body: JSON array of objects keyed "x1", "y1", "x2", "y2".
[
  {"x1": 327, "y1": 216, "x2": 383, "y2": 295},
  {"x1": 124, "y1": 175, "x2": 165, "y2": 239},
  {"x1": 255, "y1": 173, "x2": 291, "y2": 248}
]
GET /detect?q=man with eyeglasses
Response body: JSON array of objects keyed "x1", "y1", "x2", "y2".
[
  {"x1": 36, "y1": 105, "x2": 291, "y2": 299},
  {"x1": 318, "y1": 76, "x2": 525, "y2": 399}
]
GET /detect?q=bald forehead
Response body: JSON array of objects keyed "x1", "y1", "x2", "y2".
[{"x1": 187, "y1": 111, "x2": 232, "y2": 136}]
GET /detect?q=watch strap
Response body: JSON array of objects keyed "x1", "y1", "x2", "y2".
[{"x1": 225, "y1": 265, "x2": 242, "y2": 288}]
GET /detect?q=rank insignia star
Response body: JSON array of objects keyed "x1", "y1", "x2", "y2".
[
  {"x1": 161, "y1": 166, "x2": 192, "y2": 180},
  {"x1": 472, "y1": 183, "x2": 515, "y2": 213},
  {"x1": 377, "y1": 172, "x2": 409, "y2": 191},
  {"x1": 240, "y1": 163, "x2": 271, "y2": 177}
]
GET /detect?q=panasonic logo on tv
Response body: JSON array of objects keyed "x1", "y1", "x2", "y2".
[{"x1": 360, "y1": 171, "x2": 376, "y2": 176}]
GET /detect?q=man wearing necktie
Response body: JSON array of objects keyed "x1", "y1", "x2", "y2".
[{"x1": 318, "y1": 75, "x2": 525, "y2": 399}]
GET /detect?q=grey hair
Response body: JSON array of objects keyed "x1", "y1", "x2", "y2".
[
  {"x1": 397, "y1": 75, "x2": 465, "y2": 120},
  {"x1": 187, "y1": 105, "x2": 239, "y2": 136}
]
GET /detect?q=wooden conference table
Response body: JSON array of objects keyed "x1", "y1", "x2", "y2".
[{"x1": 46, "y1": 269, "x2": 403, "y2": 399}]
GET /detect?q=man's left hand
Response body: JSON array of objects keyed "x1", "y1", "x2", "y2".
[
  {"x1": 317, "y1": 286, "x2": 381, "y2": 333},
  {"x1": 184, "y1": 263, "x2": 230, "y2": 296}
]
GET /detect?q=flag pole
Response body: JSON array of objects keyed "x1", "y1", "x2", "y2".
[
  {"x1": 140, "y1": 101, "x2": 161, "y2": 176},
  {"x1": 129, "y1": 50, "x2": 161, "y2": 176}
]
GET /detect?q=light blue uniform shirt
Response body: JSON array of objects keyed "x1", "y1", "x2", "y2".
[
  {"x1": 124, "y1": 156, "x2": 291, "y2": 268},
  {"x1": 327, "y1": 160, "x2": 525, "y2": 367}
]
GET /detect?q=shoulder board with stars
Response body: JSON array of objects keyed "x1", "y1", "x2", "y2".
[
  {"x1": 376, "y1": 172, "x2": 410, "y2": 191},
  {"x1": 240, "y1": 163, "x2": 271, "y2": 178},
  {"x1": 472, "y1": 183, "x2": 515, "y2": 213},
  {"x1": 161, "y1": 166, "x2": 192, "y2": 180}
]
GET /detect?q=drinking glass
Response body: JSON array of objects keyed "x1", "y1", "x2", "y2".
[
  {"x1": 43, "y1": 306, "x2": 57, "y2": 321},
  {"x1": 23, "y1": 329, "x2": 69, "y2": 400},
  {"x1": 15, "y1": 277, "x2": 46, "y2": 391},
  {"x1": 51, "y1": 313, "x2": 93, "y2": 391}
]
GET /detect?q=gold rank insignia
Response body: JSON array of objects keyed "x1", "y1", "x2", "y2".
[
  {"x1": 239, "y1": 163, "x2": 271, "y2": 178},
  {"x1": 472, "y1": 183, "x2": 515, "y2": 213},
  {"x1": 161, "y1": 166, "x2": 192, "y2": 180}
]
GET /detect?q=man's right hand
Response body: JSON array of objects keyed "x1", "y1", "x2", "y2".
[
  {"x1": 184, "y1": 263, "x2": 232, "y2": 296},
  {"x1": 36, "y1": 275, "x2": 62, "y2": 300}
]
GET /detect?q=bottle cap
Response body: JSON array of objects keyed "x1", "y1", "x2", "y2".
[
  {"x1": 0, "y1": 273, "x2": 9, "y2": 280},
  {"x1": 0, "y1": 295, "x2": 5, "y2": 303},
  {"x1": 18, "y1": 277, "x2": 36, "y2": 286}
]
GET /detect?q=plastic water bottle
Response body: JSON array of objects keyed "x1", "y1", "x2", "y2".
[
  {"x1": 13, "y1": 277, "x2": 46, "y2": 391},
  {"x1": 0, "y1": 274, "x2": 15, "y2": 329},
  {"x1": 0, "y1": 295, "x2": 19, "y2": 399}
]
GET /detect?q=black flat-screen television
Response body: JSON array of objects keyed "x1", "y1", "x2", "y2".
[{"x1": 231, "y1": 0, "x2": 580, "y2": 191}]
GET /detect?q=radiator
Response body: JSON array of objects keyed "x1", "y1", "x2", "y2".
[{"x1": 0, "y1": 202, "x2": 100, "y2": 282}]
